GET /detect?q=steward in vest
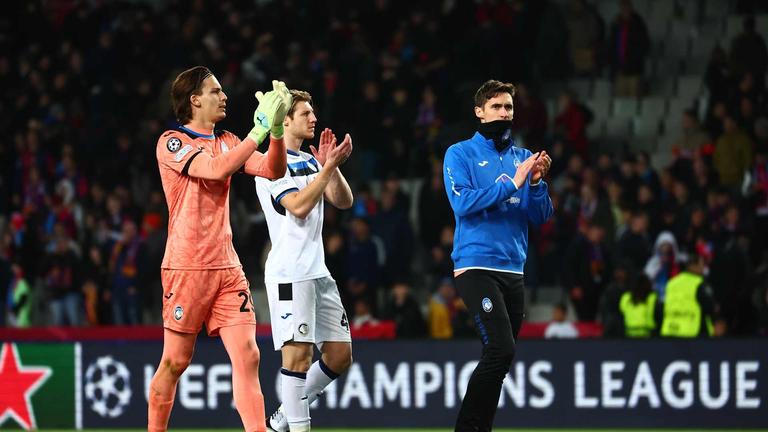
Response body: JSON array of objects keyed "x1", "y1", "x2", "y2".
[
  {"x1": 660, "y1": 242, "x2": 716, "y2": 337},
  {"x1": 619, "y1": 274, "x2": 659, "y2": 337}
]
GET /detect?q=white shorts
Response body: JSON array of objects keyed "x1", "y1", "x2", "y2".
[{"x1": 266, "y1": 276, "x2": 351, "y2": 351}]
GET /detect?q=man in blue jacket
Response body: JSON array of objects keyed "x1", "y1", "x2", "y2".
[{"x1": 443, "y1": 79, "x2": 553, "y2": 431}]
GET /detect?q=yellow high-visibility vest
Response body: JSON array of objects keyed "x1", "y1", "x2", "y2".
[
  {"x1": 661, "y1": 272, "x2": 713, "y2": 337},
  {"x1": 619, "y1": 291, "x2": 657, "y2": 338}
]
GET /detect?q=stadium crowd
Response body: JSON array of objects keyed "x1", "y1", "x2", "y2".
[{"x1": 1, "y1": 0, "x2": 768, "y2": 338}]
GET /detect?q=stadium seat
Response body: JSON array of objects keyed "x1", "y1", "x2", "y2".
[
  {"x1": 586, "y1": 97, "x2": 611, "y2": 120},
  {"x1": 605, "y1": 117, "x2": 632, "y2": 140},
  {"x1": 725, "y1": 15, "x2": 742, "y2": 41},
  {"x1": 757, "y1": 15, "x2": 768, "y2": 38},
  {"x1": 593, "y1": 79, "x2": 612, "y2": 100},
  {"x1": 667, "y1": 97, "x2": 693, "y2": 118},
  {"x1": 647, "y1": 16, "x2": 669, "y2": 41},
  {"x1": 568, "y1": 78, "x2": 592, "y2": 101},
  {"x1": 630, "y1": 137, "x2": 657, "y2": 153},
  {"x1": 677, "y1": 75, "x2": 703, "y2": 99},
  {"x1": 640, "y1": 97, "x2": 667, "y2": 117},
  {"x1": 587, "y1": 118, "x2": 605, "y2": 140},
  {"x1": 596, "y1": 0, "x2": 620, "y2": 22},
  {"x1": 704, "y1": 0, "x2": 730, "y2": 20},
  {"x1": 612, "y1": 98, "x2": 640, "y2": 118},
  {"x1": 633, "y1": 116, "x2": 660, "y2": 139},
  {"x1": 546, "y1": 98, "x2": 559, "y2": 120}
]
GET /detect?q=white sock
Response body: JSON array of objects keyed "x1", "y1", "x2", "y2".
[
  {"x1": 304, "y1": 359, "x2": 340, "y2": 404},
  {"x1": 280, "y1": 369, "x2": 310, "y2": 431}
]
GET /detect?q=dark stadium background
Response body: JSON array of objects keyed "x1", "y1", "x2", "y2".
[{"x1": 1, "y1": 0, "x2": 767, "y2": 430}]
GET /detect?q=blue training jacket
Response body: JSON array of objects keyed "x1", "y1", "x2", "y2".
[{"x1": 443, "y1": 132, "x2": 554, "y2": 274}]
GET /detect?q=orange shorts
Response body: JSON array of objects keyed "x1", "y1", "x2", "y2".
[{"x1": 160, "y1": 267, "x2": 256, "y2": 336}]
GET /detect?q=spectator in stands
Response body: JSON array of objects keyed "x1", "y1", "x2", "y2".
[
  {"x1": 756, "y1": 278, "x2": 768, "y2": 336},
  {"x1": 709, "y1": 206, "x2": 756, "y2": 334},
  {"x1": 729, "y1": 16, "x2": 768, "y2": 90},
  {"x1": 428, "y1": 225, "x2": 455, "y2": 283},
  {"x1": 579, "y1": 182, "x2": 615, "y2": 243},
  {"x1": 619, "y1": 274, "x2": 658, "y2": 338},
  {"x1": 616, "y1": 211, "x2": 652, "y2": 271},
  {"x1": 747, "y1": 149, "x2": 768, "y2": 266},
  {"x1": 706, "y1": 101, "x2": 729, "y2": 138},
  {"x1": 644, "y1": 231, "x2": 684, "y2": 302},
  {"x1": 372, "y1": 183, "x2": 414, "y2": 286},
  {"x1": 673, "y1": 109, "x2": 711, "y2": 159},
  {"x1": 418, "y1": 159, "x2": 454, "y2": 249},
  {"x1": 690, "y1": 154, "x2": 718, "y2": 204},
  {"x1": 42, "y1": 233, "x2": 82, "y2": 326},
  {"x1": 660, "y1": 241, "x2": 716, "y2": 338},
  {"x1": 564, "y1": 221, "x2": 611, "y2": 321},
  {"x1": 138, "y1": 213, "x2": 166, "y2": 323},
  {"x1": 554, "y1": 90, "x2": 590, "y2": 159},
  {"x1": 599, "y1": 260, "x2": 634, "y2": 338},
  {"x1": 705, "y1": 45, "x2": 732, "y2": 106},
  {"x1": 414, "y1": 86, "x2": 442, "y2": 161},
  {"x1": 7, "y1": 261, "x2": 31, "y2": 328},
  {"x1": 714, "y1": 113, "x2": 754, "y2": 188},
  {"x1": 0, "y1": 254, "x2": 9, "y2": 327},
  {"x1": 512, "y1": 83, "x2": 548, "y2": 150},
  {"x1": 344, "y1": 217, "x2": 384, "y2": 314},
  {"x1": 351, "y1": 298, "x2": 380, "y2": 327},
  {"x1": 730, "y1": 73, "x2": 767, "y2": 124},
  {"x1": 107, "y1": 219, "x2": 143, "y2": 325},
  {"x1": 544, "y1": 303, "x2": 579, "y2": 338},
  {"x1": 81, "y1": 244, "x2": 108, "y2": 326},
  {"x1": 427, "y1": 277, "x2": 471, "y2": 339},
  {"x1": 564, "y1": 0, "x2": 604, "y2": 77},
  {"x1": 680, "y1": 205, "x2": 711, "y2": 256},
  {"x1": 608, "y1": 0, "x2": 650, "y2": 97},
  {"x1": 381, "y1": 281, "x2": 427, "y2": 338}
]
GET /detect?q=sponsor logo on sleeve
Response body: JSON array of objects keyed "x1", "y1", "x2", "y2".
[{"x1": 174, "y1": 145, "x2": 194, "y2": 162}]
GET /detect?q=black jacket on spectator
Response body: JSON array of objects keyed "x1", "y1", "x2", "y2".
[{"x1": 609, "y1": 12, "x2": 650, "y2": 75}]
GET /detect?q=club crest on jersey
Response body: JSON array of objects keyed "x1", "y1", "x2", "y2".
[
  {"x1": 221, "y1": 142, "x2": 229, "y2": 153},
  {"x1": 482, "y1": 297, "x2": 493, "y2": 313},
  {"x1": 298, "y1": 323, "x2": 309, "y2": 335},
  {"x1": 174, "y1": 305, "x2": 184, "y2": 320},
  {"x1": 167, "y1": 137, "x2": 182, "y2": 153},
  {"x1": 513, "y1": 158, "x2": 521, "y2": 168}
]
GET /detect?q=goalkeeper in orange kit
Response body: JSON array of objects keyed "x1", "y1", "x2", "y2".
[{"x1": 148, "y1": 66, "x2": 291, "y2": 432}]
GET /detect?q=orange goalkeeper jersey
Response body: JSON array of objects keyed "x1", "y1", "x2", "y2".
[{"x1": 156, "y1": 125, "x2": 244, "y2": 270}]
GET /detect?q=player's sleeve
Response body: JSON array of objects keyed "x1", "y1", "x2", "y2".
[
  {"x1": 443, "y1": 145, "x2": 517, "y2": 217},
  {"x1": 261, "y1": 169, "x2": 299, "y2": 204},
  {"x1": 224, "y1": 131, "x2": 285, "y2": 179},
  {"x1": 527, "y1": 180, "x2": 554, "y2": 225},
  {"x1": 156, "y1": 132, "x2": 201, "y2": 176}
]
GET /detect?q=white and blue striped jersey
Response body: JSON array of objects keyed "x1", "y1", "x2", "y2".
[{"x1": 254, "y1": 149, "x2": 330, "y2": 284}]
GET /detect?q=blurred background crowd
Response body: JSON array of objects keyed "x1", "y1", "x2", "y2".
[{"x1": 2, "y1": 0, "x2": 768, "y2": 339}]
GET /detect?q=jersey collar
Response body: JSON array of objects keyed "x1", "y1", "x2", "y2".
[{"x1": 179, "y1": 125, "x2": 215, "y2": 140}]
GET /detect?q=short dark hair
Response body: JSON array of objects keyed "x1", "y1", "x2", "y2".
[
  {"x1": 171, "y1": 66, "x2": 213, "y2": 124},
  {"x1": 474, "y1": 80, "x2": 516, "y2": 108},
  {"x1": 287, "y1": 90, "x2": 312, "y2": 118}
]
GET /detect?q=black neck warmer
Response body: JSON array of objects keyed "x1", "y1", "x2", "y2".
[{"x1": 477, "y1": 120, "x2": 514, "y2": 151}]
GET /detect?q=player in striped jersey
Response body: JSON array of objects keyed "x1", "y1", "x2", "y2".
[{"x1": 254, "y1": 90, "x2": 353, "y2": 432}]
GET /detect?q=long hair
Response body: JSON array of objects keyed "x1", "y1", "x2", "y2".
[{"x1": 171, "y1": 66, "x2": 213, "y2": 124}]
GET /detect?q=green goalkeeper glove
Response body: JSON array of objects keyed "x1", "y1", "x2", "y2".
[{"x1": 248, "y1": 80, "x2": 293, "y2": 143}]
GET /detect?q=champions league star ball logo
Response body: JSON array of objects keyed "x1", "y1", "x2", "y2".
[
  {"x1": 84, "y1": 356, "x2": 132, "y2": 418},
  {"x1": 166, "y1": 137, "x2": 182, "y2": 152}
]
